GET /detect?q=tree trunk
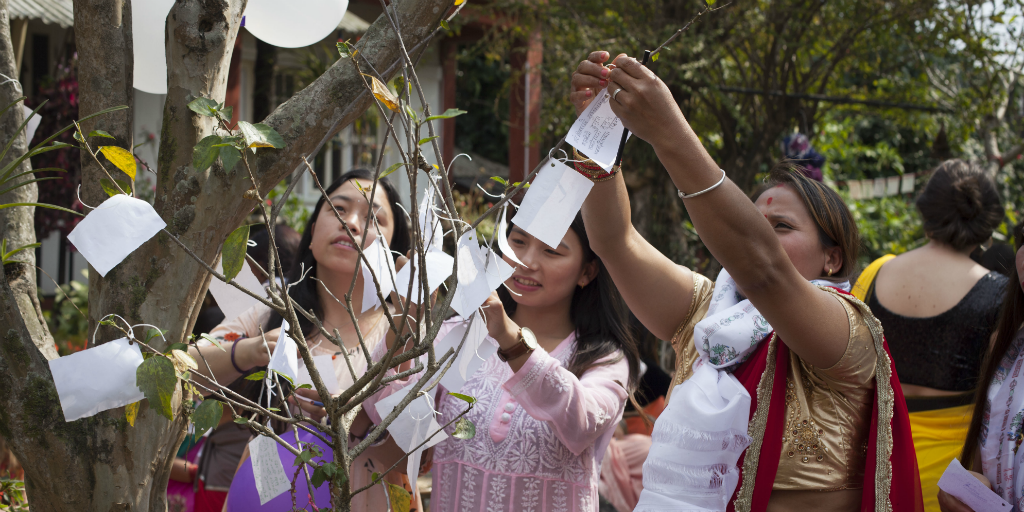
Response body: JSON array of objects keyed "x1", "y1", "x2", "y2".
[{"x1": 0, "y1": 0, "x2": 453, "y2": 509}]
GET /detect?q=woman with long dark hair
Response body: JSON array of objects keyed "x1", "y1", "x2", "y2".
[
  {"x1": 939, "y1": 223, "x2": 1024, "y2": 511},
  {"x1": 570, "y1": 52, "x2": 922, "y2": 511},
  {"x1": 188, "y1": 169, "x2": 416, "y2": 511},
  {"x1": 853, "y1": 160, "x2": 1006, "y2": 512},
  {"x1": 364, "y1": 212, "x2": 642, "y2": 511}
]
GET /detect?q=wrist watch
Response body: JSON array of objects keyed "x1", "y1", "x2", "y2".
[{"x1": 496, "y1": 327, "x2": 538, "y2": 362}]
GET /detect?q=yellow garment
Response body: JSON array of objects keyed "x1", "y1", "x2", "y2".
[
  {"x1": 852, "y1": 254, "x2": 896, "y2": 301},
  {"x1": 909, "y1": 404, "x2": 972, "y2": 512}
]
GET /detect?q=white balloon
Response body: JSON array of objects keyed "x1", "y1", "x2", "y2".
[
  {"x1": 132, "y1": 0, "x2": 176, "y2": 94},
  {"x1": 243, "y1": 0, "x2": 349, "y2": 49}
]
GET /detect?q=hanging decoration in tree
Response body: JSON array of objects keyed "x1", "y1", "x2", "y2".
[
  {"x1": 243, "y1": 0, "x2": 349, "y2": 49},
  {"x1": 131, "y1": 0, "x2": 176, "y2": 94}
]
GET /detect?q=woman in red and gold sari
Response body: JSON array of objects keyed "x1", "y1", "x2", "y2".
[{"x1": 570, "y1": 52, "x2": 923, "y2": 512}]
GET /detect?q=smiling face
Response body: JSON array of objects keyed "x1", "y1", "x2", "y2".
[
  {"x1": 309, "y1": 179, "x2": 395, "y2": 276},
  {"x1": 502, "y1": 225, "x2": 598, "y2": 309},
  {"x1": 753, "y1": 184, "x2": 842, "y2": 281}
]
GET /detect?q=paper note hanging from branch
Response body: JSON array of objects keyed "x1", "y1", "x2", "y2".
[
  {"x1": 565, "y1": 88, "x2": 626, "y2": 170},
  {"x1": 249, "y1": 434, "x2": 292, "y2": 505},
  {"x1": 49, "y1": 337, "x2": 145, "y2": 421},
  {"x1": 207, "y1": 256, "x2": 266, "y2": 322},
  {"x1": 361, "y1": 237, "x2": 399, "y2": 313},
  {"x1": 511, "y1": 159, "x2": 594, "y2": 249},
  {"x1": 67, "y1": 194, "x2": 167, "y2": 277},
  {"x1": 449, "y1": 231, "x2": 513, "y2": 318},
  {"x1": 433, "y1": 314, "x2": 494, "y2": 393}
]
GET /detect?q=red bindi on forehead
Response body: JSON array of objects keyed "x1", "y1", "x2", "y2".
[{"x1": 766, "y1": 197, "x2": 773, "y2": 205}]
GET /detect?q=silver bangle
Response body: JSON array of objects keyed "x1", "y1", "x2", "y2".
[{"x1": 677, "y1": 168, "x2": 727, "y2": 199}]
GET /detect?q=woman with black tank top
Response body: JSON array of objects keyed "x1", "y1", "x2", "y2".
[{"x1": 852, "y1": 159, "x2": 1007, "y2": 512}]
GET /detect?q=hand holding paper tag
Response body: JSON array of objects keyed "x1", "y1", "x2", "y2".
[
  {"x1": 566, "y1": 88, "x2": 625, "y2": 170},
  {"x1": 511, "y1": 159, "x2": 595, "y2": 249},
  {"x1": 937, "y1": 458, "x2": 1009, "y2": 511},
  {"x1": 49, "y1": 337, "x2": 145, "y2": 421},
  {"x1": 67, "y1": 194, "x2": 167, "y2": 277}
]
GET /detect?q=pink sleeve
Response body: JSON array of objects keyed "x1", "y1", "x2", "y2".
[
  {"x1": 363, "y1": 318, "x2": 460, "y2": 425},
  {"x1": 503, "y1": 348, "x2": 629, "y2": 456}
]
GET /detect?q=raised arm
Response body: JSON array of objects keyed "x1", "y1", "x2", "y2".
[
  {"x1": 572, "y1": 52, "x2": 696, "y2": 341},
  {"x1": 583, "y1": 53, "x2": 850, "y2": 368}
]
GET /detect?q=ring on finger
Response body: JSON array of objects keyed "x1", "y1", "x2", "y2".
[{"x1": 612, "y1": 88, "x2": 624, "y2": 101}]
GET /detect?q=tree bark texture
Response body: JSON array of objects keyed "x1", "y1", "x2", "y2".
[{"x1": 0, "y1": 0, "x2": 453, "y2": 509}]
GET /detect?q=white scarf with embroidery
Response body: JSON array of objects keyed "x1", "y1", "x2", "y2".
[
  {"x1": 634, "y1": 269, "x2": 849, "y2": 512},
  {"x1": 980, "y1": 328, "x2": 1024, "y2": 511}
]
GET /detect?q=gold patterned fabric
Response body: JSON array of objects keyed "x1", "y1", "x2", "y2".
[{"x1": 667, "y1": 276, "x2": 879, "y2": 500}]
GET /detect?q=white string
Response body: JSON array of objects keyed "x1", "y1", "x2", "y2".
[
  {"x1": 76, "y1": 184, "x2": 97, "y2": 210},
  {"x1": 0, "y1": 72, "x2": 22, "y2": 91},
  {"x1": 90, "y1": 314, "x2": 133, "y2": 348},
  {"x1": 475, "y1": 183, "x2": 504, "y2": 199}
]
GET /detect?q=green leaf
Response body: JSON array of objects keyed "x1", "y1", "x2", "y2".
[
  {"x1": 245, "y1": 370, "x2": 267, "y2": 381},
  {"x1": 418, "y1": 136, "x2": 439, "y2": 146},
  {"x1": 489, "y1": 176, "x2": 508, "y2": 186},
  {"x1": 221, "y1": 224, "x2": 250, "y2": 281},
  {"x1": 192, "y1": 135, "x2": 223, "y2": 172},
  {"x1": 220, "y1": 144, "x2": 242, "y2": 173},
  {"x1": 452, "y1": 417, "x2": 476, "y2": 440},
  {"x1": 100, "y1": 178, "x2": 130, "y2": 197},
  {"x1": 136, "y1": 356, "x2": 178, "y2": 421},
  {"x1": 312, "y1": 465, "x2": 328, "y2": 488},
  {"x1": 2, "y1": 241, "x2": 40, "y2": 264},
  {"x1": 148, "y1": 328, "x2": 169, "y2": 345},
  {"x1": 188, "y1": 97, "x2": 220, "y2": 117},
  {"x1": 99, "y1": 146, "x2": 137, "y2": 180},
  {"x1": 296, "y1": 383, "x2": 313, "y2": 390},
  {"x1": 371, "y1": 472, "x2": 381, "y2": 484},
  {"x1": 440, "y1": 19, "x2": 450, "y2": 31},
  {"x1": 233, "y1": 417, "x2": 248, "y2": 425},
  {"x1": 237, "y1": 121, "x2": 285, "y2": 152},
  {"x1": 272, "y1": 370, "x2": 294, "y2": 386},
  {"x1": 447, "y1": 392, "x2": 477, "y2": 404},
  {"x1": 199, "y1": 333, "x2": 226, "y2": 352},
  {"x1": 380, "y1": 162, "x2": 407, "y2": 179},
  {"x1": 217, "y1": 105, "x2": 234, "y2": 122},
  {"x1": 164, "y1": 343, "x2": 189, "y2": 354},
  {"x1": 72, "y1": 130, "x2": 85, "y2": 143},
  {"x1": 191, "y1": 399, "x2": 223, "y2": 437},
  {"x1": 89, "y1": 130, "x2": 115, "y2": 139},
  {"x1": 392, "y1": 76, "x2": 406, "y2": 96},
  {"x1": 424, "y1": 108, "x2": 468, "y2": 122},
  {"x1": 294, "y1": 450, "x2": 313, "y2": 466}
]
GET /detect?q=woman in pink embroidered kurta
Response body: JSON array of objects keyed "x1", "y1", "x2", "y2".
[{"x1": 367, "y1": 213, "x2": 641, "y2": 512}]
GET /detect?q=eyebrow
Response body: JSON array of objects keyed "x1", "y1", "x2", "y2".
[
  {"x1": 766, "y1": 213, "x2": 799, "y2": 225},
  {"x1": 510, "y1": 226, "x2": 568, "y2": 250},
  {"x1": 328, "y1": 194, "x2": 385, "y2": 213}
]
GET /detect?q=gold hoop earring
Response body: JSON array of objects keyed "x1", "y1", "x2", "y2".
[{"x1": 827, "y1": 268, "x2": 833, "y2": 277}]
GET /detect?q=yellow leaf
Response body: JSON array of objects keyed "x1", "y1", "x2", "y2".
[
  {"x1": 386, "y1": 481, "x2": 411, "y2": 512},
  {"x1": 361, "y1": 73, "x2": 400, "y2": 111},
  {"x1": 99, "y1": 146, "x2": 137, "y2": 181},
  {"x1": 170, "y1": 349, "x2": 198, "y2": 373},
  {"x1": 126, "y1": 401, "x2": 140, "y2": 427},
  {"x1": 454, "y1": 0, "x2": 465, "y2": 5}
]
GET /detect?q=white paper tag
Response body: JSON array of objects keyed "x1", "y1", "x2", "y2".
[
  {"x1": 511, "y1": 159, "x2": 594, "y2": 249},
  {"x1": 373, "y1": 385, "x2": 448, "y2": 454},
  {"x1": 937, "y1": 458, "x2": 1010, "y2": 511},
  {"x1": 207, "y1": 257, "x2": 267, "y2": 322},
  {"x1": 434, "y1": 315, "x2": 495, "y2": 393},
  {"x1": 394, "y1": 247, "x2": 455, "y2": 303},
  {"x1": 21, "y1": 105, "x2": 41, "y2": 144},
  {"x1": 67, "y1": 194, "x2": 167, "y2": 277},
  {"x1": 449, "y1": 231, "x2": 509, "y2": 318},
  {"x1": 419, "y1": 185, "x2": 444, "y2": 250},
  {"x1": 249, "y1": 434, "x2": 292, "y2": 505},
  {"x1": 267, "y1": 319, "x2": 299, "y2": 383},
  {"x1": 360, "y1": 237, "x2": 398, "y2": 313},
  {"x1": 295, "y1": 354, "x2": 340, "y2": 395},
  {"x1": 496, "y1": 203, "x2": 525, "y2": 268},
  {"x1": 566, "y1": 87, "x2": 626, "y2": 170},
  {"x1": 49, "y1": 337, "x2": 145, "y2": 421}
]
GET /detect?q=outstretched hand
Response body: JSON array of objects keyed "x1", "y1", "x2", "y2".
[{"x1": 571, "y1": 50, "x2": 686, "y2": 149}]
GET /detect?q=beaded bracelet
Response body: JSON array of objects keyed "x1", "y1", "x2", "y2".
[{"x1": 572, "y1": 147, "x2": 618, "y2": 182}]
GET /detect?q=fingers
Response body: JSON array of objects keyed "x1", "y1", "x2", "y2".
[
  {"x1": 937, "y1": 491, "x2": 976, "y2": 512},
  {"x1": 574, "y1": 59, "x2": 609, "y2": 84},
  {"x1": 587, "y1": 50, "x2": 610, "y2": 63},
  {"x1": 613, "y1": 55, "x2": 653, "y2": 79},
  {"x1": 291, "y1": 387, "x2": 327, "y2": 421},
  {"x1": 571, "y1": 71, "x2": 606, "y2": 92}
]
